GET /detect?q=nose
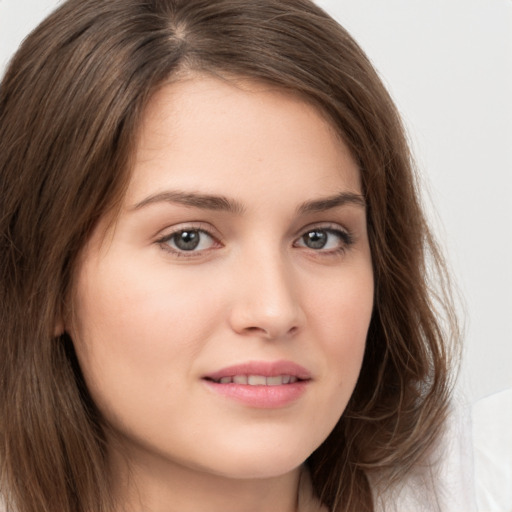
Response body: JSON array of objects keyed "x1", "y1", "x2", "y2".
[{"x1": 228, "y1": 251, "x2": 305, "y2": 340}]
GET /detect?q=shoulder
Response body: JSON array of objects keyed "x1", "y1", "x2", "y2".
[
  {"x1": 374, "y1": 398, "x2": 477, "y2": 512},
  {"x1": 374, "y1": 390, "x2": 512, "y2": 512},
  {"x1": 472, "y1": 388, "x2": 512, "y2": 512}
]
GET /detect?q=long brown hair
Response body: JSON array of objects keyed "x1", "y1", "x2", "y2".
[{"x1": 0, "y1": 1, "x2": 458, "y2": 511}]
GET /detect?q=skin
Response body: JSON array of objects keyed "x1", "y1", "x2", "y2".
[{"x1": 68, "y1": 74, "x2": 374, "y2": 512}]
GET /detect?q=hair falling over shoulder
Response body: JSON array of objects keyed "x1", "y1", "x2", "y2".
[{"x1": 0, "y1": 1, "x2": 460, "y2": 511}]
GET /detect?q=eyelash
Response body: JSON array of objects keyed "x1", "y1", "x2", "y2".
[{"x1": 155, "y1": 223, "x2": 354, "y2": 258}]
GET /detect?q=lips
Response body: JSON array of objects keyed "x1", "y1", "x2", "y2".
[{"x1": 202, "y1": 360, "x2": 311, "y2": 408}]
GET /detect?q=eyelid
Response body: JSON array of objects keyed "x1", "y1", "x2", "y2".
[{"x1": 294, "y1": 222, "x2": 352, "y2": 239}]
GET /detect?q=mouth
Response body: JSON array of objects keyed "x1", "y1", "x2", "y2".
[
  {"x1": 202, "y1": 361, "x2": 311, "y2": 408},
  {"x1": 204, "y1": 374, "x2": 302, "y2": 385},
  {"x1": 203, "y1": 360, "x2": 311, "y2": 384}
]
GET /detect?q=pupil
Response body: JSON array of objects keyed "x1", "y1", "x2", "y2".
[
  {"x1": 174, "y1": 230, "x2": 200, "y2": 251},
  {"x1": 304, "y1": 230, "x2": 327, "y2": 249}
]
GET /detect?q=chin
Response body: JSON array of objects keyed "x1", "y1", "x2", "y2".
[{"x1": 197, "y1": 441, "x2": 315, "y2": 480}]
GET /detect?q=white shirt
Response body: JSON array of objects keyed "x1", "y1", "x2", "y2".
[{"x1": 473, "y1": 388, "x2": 512, "y2": 512}]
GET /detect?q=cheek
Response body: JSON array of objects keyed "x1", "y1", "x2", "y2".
[
  {"x1": 68, "y1": 255, "x2": 224, "y2": 413},
  {"x1": 285, "y1": 270, "x2": 372, "y2": 456},
  {"x1": 72, "y1": 250, "x2": 221, "y2": 348},
  {"x1": 309, "y1": 264, "x2": 373, "y2": 395}
]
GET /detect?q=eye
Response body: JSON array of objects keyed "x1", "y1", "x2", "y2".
[
  {"x1": 295, "y1": 227, "x2": 353, "y2": 252},
  {"x1": 158, "y1": 228, "x2": 217, "y2": 254}
]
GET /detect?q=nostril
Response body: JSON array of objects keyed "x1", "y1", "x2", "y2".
[
  {"x1": 244, "y1": 326, "x2": 267, "y2": 334},
  {"x1": 242, "y1": 325, "x2": 299, "y2": 338}
]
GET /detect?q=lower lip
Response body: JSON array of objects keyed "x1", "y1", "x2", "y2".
[{"x1": 203, "y1": 380, "x2": 309, "y2": 408}]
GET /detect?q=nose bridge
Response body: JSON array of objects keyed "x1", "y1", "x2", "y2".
[{"x1": 229, "y1": 243, "x2": 303, "y2": 338}]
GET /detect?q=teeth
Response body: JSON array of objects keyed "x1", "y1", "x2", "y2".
[
  {"x1": 266, "y1": 376, "x2": 283, "y2": 386},
  {"x1": 248, "y1": 375, "x2": 267, "y2": 386},
  {"x1": 215, "y1": 375, "x2": 299, "y2": 385}
]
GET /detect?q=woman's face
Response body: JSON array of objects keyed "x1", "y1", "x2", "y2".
[{"x1": 69, "y1": 75, "x2": 374, "y2": 482}]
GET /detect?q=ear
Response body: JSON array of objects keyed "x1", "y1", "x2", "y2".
[
  {"x1": 54, "y1": 303, "x2": 66, "y2": 337},
  {"x1": 54, "y1": 317, "x2": 65, "y2": 337}
]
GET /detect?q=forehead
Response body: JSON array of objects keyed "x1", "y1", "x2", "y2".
[{"x1": 125, "y1": 73, "x2": 361, "y2": 208}]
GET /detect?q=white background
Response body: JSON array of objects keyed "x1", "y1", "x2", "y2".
[{"x1": 1, "y1": 0, "x2": 511, "y2": 404}]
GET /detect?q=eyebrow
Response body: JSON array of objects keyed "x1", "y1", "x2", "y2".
[
  {"x1": 130, "y1": 190, "x2": 365, "y2": 214},
  {"x1": 297, "y1": 192, "x2": 366, "y2": 214},
  {"x1": 130, "y1": 190, "x2": 245, "y2": 214}
]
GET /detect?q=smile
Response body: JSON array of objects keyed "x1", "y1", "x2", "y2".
[
  {"x1": 202, "y1": 361, "x2": 311, "y2": 408},
  {"x1": 207, "y1": 375, "x2": 300, "y2": 385}
]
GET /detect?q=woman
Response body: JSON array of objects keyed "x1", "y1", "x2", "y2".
[{"x1": 0, "y1": 1, "x2": 459, "y2": 511}]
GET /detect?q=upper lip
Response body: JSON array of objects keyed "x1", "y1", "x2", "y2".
[{"x1": 203, "y1": 360, "x2": 312, "y2": 381}]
